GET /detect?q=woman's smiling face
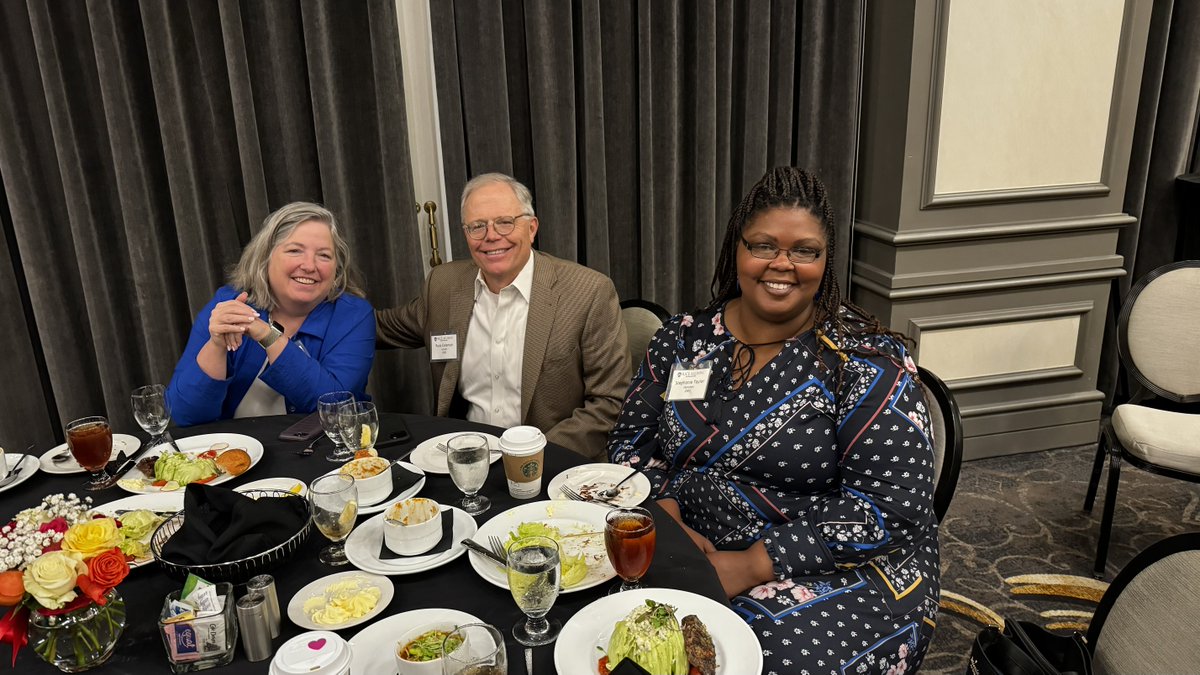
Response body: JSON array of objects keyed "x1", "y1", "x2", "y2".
[
  {"x1": 267, "y1": 220, "x2": 335, "y2": 314},
  {"x1": 735, "y1": 206, "x2": 827, "y2": 330}
]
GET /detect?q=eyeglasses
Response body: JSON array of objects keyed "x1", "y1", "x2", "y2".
[
  {"x1": 740, "y1": 237, "x2": 823, "y2": 264},
  {"x1": 462, "y1": 214, "x2": 532, "y2": 240}
]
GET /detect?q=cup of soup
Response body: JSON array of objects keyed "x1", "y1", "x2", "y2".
[
  {"x1": 337, "y1": 457, "x2": 392, "y2": 505},
  {"x1": 383, "y1": 498, "x2": 442, "y2": 556},
  {"x1": 394, "y1": 622, "x2": 463, "y2": 675}
]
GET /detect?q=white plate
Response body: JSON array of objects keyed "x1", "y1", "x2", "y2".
[
  {"x1": 117, "y1": 433, "x2": 264, "y2": 494},
  {"x1": 554, "y1": 587, "x2": 764, "y2": 675},
  {"x1": 317, "y1": 462, "x2": 426, "y2": 514},
  {"x1": 468, "y1": 500, "x2": 613, "y2": 593},
  {"x1": 236, "y1": 477, "x2": 308, "y2": 497},
  {"x1": 408, "y1": 432, "x2": 501, "y2": 475},
  {"x1": 348, "y1": 608, "x2": 481, "y2": 675},
  {"x1": 39, "y1": 434, "x2": 142, "y2": 474},
  {"x1": 0, "y1": 454, "x2": 39, "y2": 493},
  {"x1": 345, "y1": 505, "x2": 476, "y2": 576},
  {"x1": 90, "y1": 492, "x2": 185, "y2": 568},
  {"x1": 286, "y1": 571, "x2": 394, "y2": 631},
  {"x1": 547, "y1": 463, "x2": 652, "y2": 507}
]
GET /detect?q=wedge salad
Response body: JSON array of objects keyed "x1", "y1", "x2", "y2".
[{"x1": 598, "y1": 599, "x2": 717, "y2": 675}]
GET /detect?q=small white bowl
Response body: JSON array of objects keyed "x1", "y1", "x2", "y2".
[
  {"x1": 394, "y1": 621, "x2": 462, "y2": 675},
  {"x1": 338, "y1": 457, "x2": 392, "y2": 506},
  {"x1": 383, "y1": 498, "x2": 442, "y2": 556}
]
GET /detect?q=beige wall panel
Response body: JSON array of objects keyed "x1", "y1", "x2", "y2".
[
  {"x1": 932, "y1": 0, "x2": 1125, "y2": 195},
  {"x1": 918, "y1": 316, "x2": 1080, "y2": 381}
]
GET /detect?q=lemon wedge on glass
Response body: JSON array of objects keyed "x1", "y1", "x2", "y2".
[{"x1": 359, "y1": 424, "x2": 372, "y2": 449}]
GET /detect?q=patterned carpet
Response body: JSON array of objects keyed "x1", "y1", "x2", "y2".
[{"x1": 920, "y1": 444, "x2": 1200, "y2": 674}]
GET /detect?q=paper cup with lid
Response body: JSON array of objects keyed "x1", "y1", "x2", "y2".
[
  {"x1": 269, "y1": 630, "x2": 351, "y2": 675},
  {"x1": 499, "y1": 426, "x2": 546, "y2": 499}
]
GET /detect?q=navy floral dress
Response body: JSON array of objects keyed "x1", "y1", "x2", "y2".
[{"x1": 607, "y1": 307, "x2": 940, "y2": 675}]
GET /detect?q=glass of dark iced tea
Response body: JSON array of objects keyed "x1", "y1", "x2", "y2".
[
  {"x1": 604, "y1": 506, "x2": 656, "y2": 592},
  {"x1": 66, "y1": 416, "x2": 113, "y2": 490}
]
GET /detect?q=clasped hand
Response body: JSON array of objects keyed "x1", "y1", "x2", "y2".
[{"x1": 208, "y1": 291, "x2": 265, "y2": 352}]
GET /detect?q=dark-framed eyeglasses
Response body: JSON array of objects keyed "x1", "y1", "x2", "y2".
[
  {"x1": 462, "y1": 214, "x2": 532, "y2": 240},
  {"x1": 740, "y1": 237, "x2": 823, "y2": 264}
]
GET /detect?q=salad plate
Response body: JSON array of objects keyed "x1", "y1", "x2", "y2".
[
  {"x1": 554, "y1": 587, "x2": 763, "y2": 675},
  {"x1": 344, "y1": 505, "x2": 475, "y2": 576},
  {"x1": 236, "y1": 476, "x2": 307, "y2": 496},
  {"x1": 316, "y1": 461, "x2": 426, "y2": 515},
  {"x1": 286, "y1": 571, "x2": 394, "y2": 631},
  {"x1": 90, "y1": 492, "x2": 183, "y2": 568},
  {"x1": 408, "y1": 432, "x2": 501, "y2": 475},
  {"x1": 0, "y1": 454, "x2": 39, "y2": 494},
  {"x1": 348, "y1": 607, "x2": 480, "y2": 675},
  {"x1": 547, "y1": 463, "x2": 652, "y2": 507},
  {"x1": 39, "y1": 434, "x2": 141, "y2": 474},
  {"x1": 467, "y1": 500, "x2": 613, "y2": 593},
  {"x1": 117, "y1": 433, "x2": 264, "y2": 494}
]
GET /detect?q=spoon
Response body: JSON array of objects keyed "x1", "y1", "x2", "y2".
[{"x1": 599, "y1": 469, "x2": 641, "y2": 500}]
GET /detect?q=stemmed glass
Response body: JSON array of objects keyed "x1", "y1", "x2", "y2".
[
  {"x1": 440, "y1": 623, "x2": 507, "y2": 675},
  {"x1": 506, "y1": 535, "x2": 562, "y2": 646},
  {"x1": 604, "y1": 506, "x2": 656, "y2": 592},
  {"x1": 338, "y1": 401, "x2": 379, "y2": 457},
  {"x1": 131, "y1": 384, "x2": 179, "y2": 453},
  {"x1": 309, "y1": 474, "x2": 358, "y2": 566},
  {"x1": 317, "y1": 391, "x2": 356, "y2": 462},
  {"x1": 65, "y1": 416, "x2": 114, "y2": 491},
  {"x1": 445, "y1": 433, "x2": 491, "y2": 515}
]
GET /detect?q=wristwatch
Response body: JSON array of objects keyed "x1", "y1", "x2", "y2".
[{"x1": 257, "y1": 320, "x2": 286, "y2": 349}]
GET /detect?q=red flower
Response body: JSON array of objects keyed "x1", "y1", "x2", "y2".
[
  {"x1": 76, "y1": 575, "x2": 108, "y2": 606},
  {"x1": 85, "y1": 548, "x2": 129, "y2": 590},
  {"x1": 38, "y1": 517, "x2": 69, "y2": 534},
  {"x1": 0, "y1": 605, "x2": 29, "y2": 667}
]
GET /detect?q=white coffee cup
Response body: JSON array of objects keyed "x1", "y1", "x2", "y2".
[
  {"x1": 498, "y1": 426, "x2": 546, "y2": 499},
  {"x1": 269, "y1": 631, "x2": 351, "y2": 675}
]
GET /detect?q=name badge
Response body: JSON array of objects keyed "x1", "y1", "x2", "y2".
[
  {"x1": 430, "y1": 332, "x2": 458, "y2": 362},
  {"x1": 666, "y1": 362, "x2": 712, "y2": 401}
]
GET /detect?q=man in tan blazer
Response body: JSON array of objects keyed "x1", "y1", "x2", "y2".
[{"x1": 376, "y1": 173, "x2": 628, "y2": 460}]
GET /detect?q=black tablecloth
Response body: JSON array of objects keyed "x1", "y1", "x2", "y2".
[{"x1": 3, "y1": 413, "x2": 726, "y2": 674}]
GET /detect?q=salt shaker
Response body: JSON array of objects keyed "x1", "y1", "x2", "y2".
[
  {"x1": 236, "y1": 593, "x2": 272, "y2": 662},
  {"x1": 246, "y1": 575, "x2": 281, "y2": 638}
]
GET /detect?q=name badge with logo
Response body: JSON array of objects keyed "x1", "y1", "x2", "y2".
[
  {"x1": 666, "y1": 362, "x2": 713, "y2": 402},
  {"x1": 430, "y1": 332, "x2": 458, "y2": 362}
]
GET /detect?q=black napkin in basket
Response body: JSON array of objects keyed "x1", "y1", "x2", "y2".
[
  {"x1": 160, "y1": 483, "x2": 308, "y2": 565},
  {"x1": 377, "y1": 510, "x2": 454, "y2": 561}
]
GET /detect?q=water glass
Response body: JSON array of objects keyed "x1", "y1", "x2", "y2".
[
  {"x1": 440, "y1": 623, "x2": 506, "y2": 675},
  {"x1": 66, "y1": 416, "x2": 114, "y2": 490},
  {"x1": 309, "y1": 474, "x2": 358, "y2": 566},
  {"x1": 604, "y1": 506, "x2": 656, "y2": 592},
  {"x1": 507, "y1": 535, "x2": 561, "y2": 646},
  {"x1": 131, "y1": 384, "x2": 179, "y2": 453},
  {"x1": 338, "y1": 401, "x2": 379, "y2": 456},
  {"x1": 317, "y1": 391, "x2": 355, "y2": 462},
  {"x1": 445, "y1": 433, "x2": 491, "y2": 515}
]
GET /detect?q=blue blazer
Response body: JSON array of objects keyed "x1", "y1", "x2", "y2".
[{"x1": 166, "y1": 285, "x2": 375, "y2": 426}]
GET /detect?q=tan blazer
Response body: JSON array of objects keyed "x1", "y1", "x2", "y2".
[{"x1": 376, "y1": 251, "x2": 629, "y2": 460}]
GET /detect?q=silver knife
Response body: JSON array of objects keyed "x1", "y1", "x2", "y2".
[{"x1": 462, "y1": 538, "x2": 507, "y2": 567}]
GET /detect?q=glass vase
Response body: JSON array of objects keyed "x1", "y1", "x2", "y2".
[{"x1": 28, "y1": 590, "x2": 126, "y2": 673}]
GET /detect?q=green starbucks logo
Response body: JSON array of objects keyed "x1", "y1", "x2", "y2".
[{"x1": 521, "y1": 460, "x2": 540, "y2": 478}]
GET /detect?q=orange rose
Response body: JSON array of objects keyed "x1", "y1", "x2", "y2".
[{"x1": 84, "y1": 548, "x2": 129, "y2": 590}]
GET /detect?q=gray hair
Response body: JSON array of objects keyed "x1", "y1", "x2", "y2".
[
  {"x1": 227, "y1": 201, "x2": 364, "y2": 312},
  {"x1": 459, "y1": 173, "x2": 536, "y2": 222}
]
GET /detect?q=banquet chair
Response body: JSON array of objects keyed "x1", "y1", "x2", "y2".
[
  {"x1": 1082, "y1": 260, "x2": 1200, "y2": 577},
  {"x1": 1086, "y1": 532, "x2": 1200, "y2": 674},
  {"x1": 620, "y1": 299, "x2": 671, "y2": 378},
  {"x1": 916, "y1": 366, "x2": 963, "y2": 521}
]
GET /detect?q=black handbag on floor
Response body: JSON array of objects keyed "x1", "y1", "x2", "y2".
[{"x1": 966, "y1": 620, "x2": 1092, "y2": 675}]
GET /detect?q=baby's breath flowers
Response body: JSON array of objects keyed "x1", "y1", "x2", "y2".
[{"x1": 1, "y1": 493, "x2": 93, "y2": 572}]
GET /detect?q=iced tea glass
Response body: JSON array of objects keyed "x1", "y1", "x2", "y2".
[
  {"x1": 66, "y1": 416, "x2": 114, "y2": 490},
  {"x1": 604, "y1": 506, "x2": 656, "y2": 592}
]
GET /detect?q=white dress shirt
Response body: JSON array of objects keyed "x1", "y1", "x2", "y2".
[
  {"x1": 233, "y1": 357, "x2": 287, "y2": 418},
  {"x1": 460, "y1": 255, "x2": 535, "y2": 428}
]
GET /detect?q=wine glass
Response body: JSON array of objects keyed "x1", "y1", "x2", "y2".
[
  {"x1": 604, "y1": 506, "x2": 656, "y2": 592},
  {"x1": 317, "y1": 391, "x2": 355, "y2": 462},
  {"x1": 338, "y1": 401, "x2": 379, "y2": 457},
  {"x1": 440, "y1": 623, "x2": 507, "y2": 675},
  {"x1": 445, "y1": 433, "x2": 491, "y2": 515},
  {"x1": 65, "y1": 416, "x2": 114, "y2": 490},
  {"x1": 309, "y1": 474, "x2": 358, "y2": 565},
  {"x1": 506, "y1": 535, "x2": 562, "y2": 646},
  {"x1": 131, "y1": 384, "x2": 179, "y2": 453}
]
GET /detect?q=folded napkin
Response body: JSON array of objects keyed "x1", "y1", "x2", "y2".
[
  {"x1": 377, "y1": 510, "x2": 454, "y2": 561},
  {"x1": 161, "y1": 483, "x2": 308, "y2": 565},
  {"x1": 389, "y1": 463, "x2": 423, "y2": 494}
]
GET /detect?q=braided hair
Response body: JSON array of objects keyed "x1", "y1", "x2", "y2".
[{"x1": 707, "y1": 167, "x2": 911, "y2": 376}]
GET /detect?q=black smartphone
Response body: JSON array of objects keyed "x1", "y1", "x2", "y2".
[
  {"x1": 278, "y1": 412, "x2": 324, "y2": 442},
  {"x1": 375, "y1": 418, "x2": 412, "y2": 449}
]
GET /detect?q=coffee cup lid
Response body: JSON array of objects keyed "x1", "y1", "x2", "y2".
[
  {"x1": 270, "y1": 631, "x2": 351, "y2": 675},
  {"x1": 500, "y1": 426, "x2": 545, "y2": 454}
]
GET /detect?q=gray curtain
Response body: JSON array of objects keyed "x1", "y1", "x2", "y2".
[
  {"x1": 0, "y1": 0, "x2": 429, "y2": 447},
  {"x1": 430, "y1": 0, "x2": 864, "y2": 314},
  {"x1": 1099, "y1": 0, "x2": 1200, "y2": 406}
]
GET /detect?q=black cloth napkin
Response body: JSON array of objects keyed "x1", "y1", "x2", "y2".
[
  {"x1": 389, "y1": 463, "x2": 423, "y2": 493},
  {"x1": 378, "y1": 510, "x2": 454, "y2": 560},
  {"x1": 160, "y1": 483, "x2": 308, "y2": 564}
]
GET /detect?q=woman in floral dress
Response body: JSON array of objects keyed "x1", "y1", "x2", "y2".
[{"x1": 608, "y1": 167, "x2": 939, "y2": 675}]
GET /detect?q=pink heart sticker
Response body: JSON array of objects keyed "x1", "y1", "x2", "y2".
[{"x1": 308, "y1": 638, "x2": 326, "y2": 651}]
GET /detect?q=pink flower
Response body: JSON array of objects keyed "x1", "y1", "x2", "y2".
[
  {"x1": 712, "y1": 312, "x2": 726, "y2": 336},
  {"x1": 790, "y1": 585, "x2": 817, "y2": 602},
  {"x1": 898, "y1": 643, "x2": 909, "y2": 659},
  {"x1": 748, "y1": 584, "x2": 776, "y2": 600},
  {"x1": 680, "y1": 315, "x2": 694, "y2": 327},
  {"x1": 766, "y1": 579, "x2": 794, "y2": 590},
  {"x1": 628, "y1": 455, "x2": 641, "y2": 465},
  {"x1": 38, "y1": 518, "x2": 69, "y2": 534}
]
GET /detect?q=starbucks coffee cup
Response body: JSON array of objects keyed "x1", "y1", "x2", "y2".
[{"x1": 499, "y1": 426, "x2": 546, "y2": 499}]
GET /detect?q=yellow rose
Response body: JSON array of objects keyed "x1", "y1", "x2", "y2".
[
  {"x1": 61, "y1": 518, "x2": 122, "y2": 558},
  {"x1": 23, "y1": 551, "x2": 86, "y2": 609}
]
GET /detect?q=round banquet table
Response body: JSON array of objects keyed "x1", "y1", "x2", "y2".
[{"x1": 2, "y1": 413, "x2": 727, "y2": 675}]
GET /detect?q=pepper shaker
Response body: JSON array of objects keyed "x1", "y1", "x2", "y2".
[
  {"x1": 246, "y1": 574, "x2": 281, "y2": 638},
  {"x1": 236, "y1": 593, "x2": 272, "y2": 662}
]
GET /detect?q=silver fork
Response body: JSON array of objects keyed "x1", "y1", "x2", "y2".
[
  {"x1": 559, "y1": 485, "x2": 588, "y2": 502},
  {"x1": 487, "y1": 535, "x2": 509, "y2": 563}
]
